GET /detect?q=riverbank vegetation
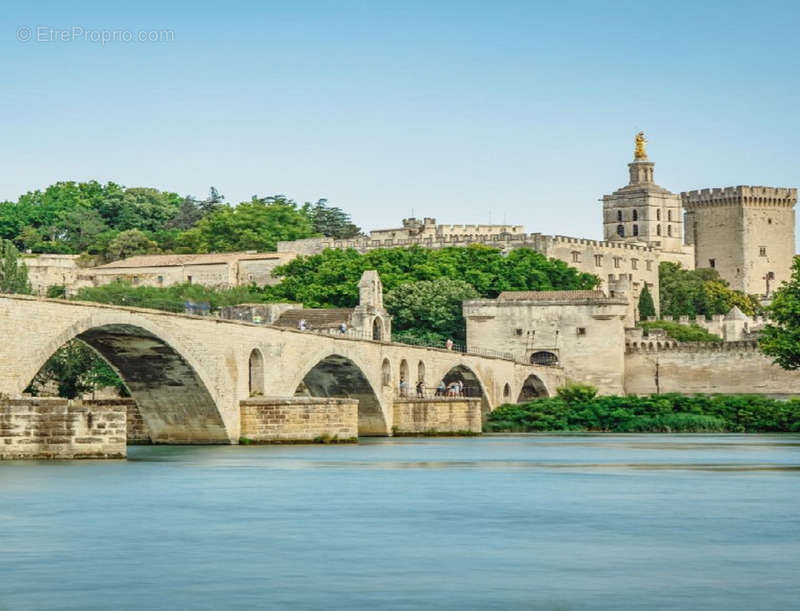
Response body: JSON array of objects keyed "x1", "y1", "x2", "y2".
[{"x1": 486, "y1": 384, "x2": 800, "y2": 433}]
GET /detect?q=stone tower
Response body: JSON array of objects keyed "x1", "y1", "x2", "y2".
[
  {"x1": 603, "y1": 134, "x2": 685, "y2": 253},
  {"x1": 352, "y1": 270, "x2": 391, "y2": 340},
  {"x1": 681, "y1": 186, "x2": 797, "y2": 296}
]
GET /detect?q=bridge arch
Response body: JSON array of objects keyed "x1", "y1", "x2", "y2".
[
  {"x1": 291, "y1": 352, "x2": 389, "y2": 436},
  {"x1": 22, "y1": 312, "x2": 230, "y2": 444},
  {"x1": 436, "y1": 362, "x2": 492, "y2": 420},
  {"x1": 517, "y1": 374, "x2": 550, "y2": 402}
]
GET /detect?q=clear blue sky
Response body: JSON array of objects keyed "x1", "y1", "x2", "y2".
[{"x1": 1, "y1": 0, "x2": 798, "y2": 240}]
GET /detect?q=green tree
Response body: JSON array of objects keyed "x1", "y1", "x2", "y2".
[
  {"x1": 106, "y1": 229, "x2": 160, "y2": 261},
  {"x1": 759, "y1": 257, "x2": 800, "y2": 369},
  {"x1": 96, "y1": 187, "x2": 182, "y2": 233},
  {"x1": 385, "y1": 278, "x2": 479, "y2": 344},
  {"x1": 638, "y1": 284, "x2": 656, "y2": 319},
  {"x1": 60, "y1": 207, "x2": 110, "y2": 252},
  {"x1": 305, "y1": 199, "x2": 362, "y2": 239},
  {"x1": 166, "y1": 196, "x2": 204, "y2": 230},
  {"x1": 267, "y1": 245, "x2": 598, "y2": 308},
  {"x1": 177, "y1": 195, "x2": 316, "y2": 252},
  {"x1": 0, "y1": 239, "x2": 31, "y2": 294},
  {"x1": 198, "y1": 186, "x2": 225, "y2": 216},
  {"x1": 27, "y1": 340, "x2": 126, "y2": 399},
  {"x1": 659, "y1": 262, "x2": 761, "y2": 318}
]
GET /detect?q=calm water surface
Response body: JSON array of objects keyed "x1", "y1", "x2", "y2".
[{"x1": 1, "y1": 434, "x2": 799, "y2": 610}]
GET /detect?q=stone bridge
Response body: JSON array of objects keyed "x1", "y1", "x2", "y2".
[{"x1": 0, "y1": 296, "x2": 563, "y2": 444}]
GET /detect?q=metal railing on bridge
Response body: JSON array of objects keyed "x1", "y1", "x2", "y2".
[{"x1": 394, "y1": 385, "x2": 484, "y2": 400}]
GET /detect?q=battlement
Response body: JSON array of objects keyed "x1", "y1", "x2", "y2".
[
  {"x1": 436, "y1": 224, "x2": 523, "y2": 235},
  {"x1": 681, "y1": 185, "x2": 797, "y2": 208},
  {"x1": 549, "y1": 235, "x2": 655, "y2": 252},
  {"x1": 625, "y1": 339, "x2": 759, "y2": 353}
]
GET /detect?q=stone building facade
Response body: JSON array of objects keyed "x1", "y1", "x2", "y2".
[
  {"x1": 464, "y1": 290, "x2": 800, "y2": 397},
  {"x1": 24, "y1": 254, "x2": 82, "y2": 295},
  {"x1": 68, "y1": 251, "x2": 295, "y2": 294},
  {"x1": 464, "y1": 291, "x2": 630, "y2": 394}
]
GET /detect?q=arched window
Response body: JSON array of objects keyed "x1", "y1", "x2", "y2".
[
  {"x1": 656, "y1": 224, "x2": 661, "y2": 236},
  {"x1": 503, "y1": 383, "x2": 511, "y2": 399},
  {"x1": 248, "y1": 349, "x2": 264, "y2": 396},
  {"x1": 667, "y1": 224, "x2": 672, "y2": 236},
  {"x1": 632, "y1": 224, "x2": 639, "y2": 236},
  {"x1": 656, "y1": 209, "x2": 661, "y2": 221},
  {"x1": 372, "y1": 317, "x2": 383, "y2": 341},
  {"x1": 417, "y1": 360, "x2": 425, "y2": 384},
  {"x1": 381, "y1": 358, "x2": 391, "y2": 386},
  {"x1": 530, "y1": 351, "x2": 559, "y2": 366},
  {"x1": 617, "y1": 224, "x2": 625, "y2": 237},
  {"x1": 632, "y1": 209, "x2": 638, "y2": 221},
  {"x1": 616, "y1": 210, "x2": 623, "y2": 222},
  {"x1": 399, "y1": 359, "x2": 409, "y2": 383}
]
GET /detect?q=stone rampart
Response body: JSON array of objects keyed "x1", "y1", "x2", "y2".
[
  {"x1": 392, "y1": 398, "x2": 482, "y2": 434},
  {"x1": 240, "y1": 397, "x2": 358, "y2": 443},
  {"x1": 624, "y1": 342, "x2": 800, "y2": 396},
  {"x1": 0, "y1": 398, "x2": 127, "y2": 459}
]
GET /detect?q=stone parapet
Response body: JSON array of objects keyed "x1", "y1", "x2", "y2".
[
  {"x1": 392, "y1": 398, "x2": 482, "y2": 435},
  {"x1": 240, "y1": 397, "x2": 358, "y2": 443},
  {"x1": 0, "y1": 398, "x2": 127, "y2": 460}
]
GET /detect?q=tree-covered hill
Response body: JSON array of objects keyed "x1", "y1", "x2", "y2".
[{"x1": 0, "y1": 181, "x2": 360, "y2": 262}]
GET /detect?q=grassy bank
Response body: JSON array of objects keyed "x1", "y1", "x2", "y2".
[{"x1": 486, "y1": 385, "x2": 800, "y2": 433}]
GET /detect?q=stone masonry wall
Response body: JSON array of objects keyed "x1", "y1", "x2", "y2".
[
  {"x1": 392, "y1": 398, "x2": 482, "y2": 434},
  {"x1": 240, "y1": 397, "x2": 358, "y2": 443},
  {"x1": 0, "y1": 398, "x2": 127, "y2": 459},
  {"x1": 624, "y1": 342, "x2": 800, "y2": 396},
  {"x1": 125, "y1": 399, "x2": 151, "y2": 444}
]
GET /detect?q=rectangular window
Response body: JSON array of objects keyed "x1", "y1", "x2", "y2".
[
  {"x1": 157, "y1": 276, "x2": 164, "y2": 284},
  {"x1": 759, "y1": 246, "x2": 767, "y2": 257},
  {"x1": 631, "y1": 258, "x2": 638, "y2": 270},
  {"x1": 594, "y1": 254, "x2": 603, "y2": 266},
  {"x1": 576, "y1": 327, "x2": 586, "y2": 336},
  {"x1": 515, "y1": 328, "x2": 523, "y2": 336},
  {"x1": 187, "y1": 275, "x2": 193, "y2": 284},
  {"x1": 571, "y1": 251, "x2": 581, "y2": 263},
  {"x1": 709, "y1": 259, "x2": 715, "y2": 268},
  {"x1": 614, "y1": 257, "x2": 621, "y2": 269},
  {"x1": 646, "y1": 260, "x2": 652, "y2": 271}
]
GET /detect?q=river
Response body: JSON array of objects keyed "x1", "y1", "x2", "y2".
[{"x1": 1, "y1": 434, "x2": 799, "y2": 610}]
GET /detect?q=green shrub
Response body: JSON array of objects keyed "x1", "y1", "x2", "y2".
[
  {"x1": 486, "y1": 393, "x2": 800, "y2": 433},
  {"x1": 556, "y1": 382, "x2": 598, "y2": 404},
  {"x1": 638, "y1": 320, "x2": 721, "y2": 342}
]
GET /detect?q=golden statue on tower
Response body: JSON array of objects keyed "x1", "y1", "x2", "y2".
[{"x1": 634, "y1": 131, "x2": 648, "y2": 160}]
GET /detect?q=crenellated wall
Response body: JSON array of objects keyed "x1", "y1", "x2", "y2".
[{"x1": 624, "y1": 341, "x2": 800, "y2": 396}]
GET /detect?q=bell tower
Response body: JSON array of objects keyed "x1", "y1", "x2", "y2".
[{"x1": 602, "y1": 132, "x2": 684, "y2": 253}]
